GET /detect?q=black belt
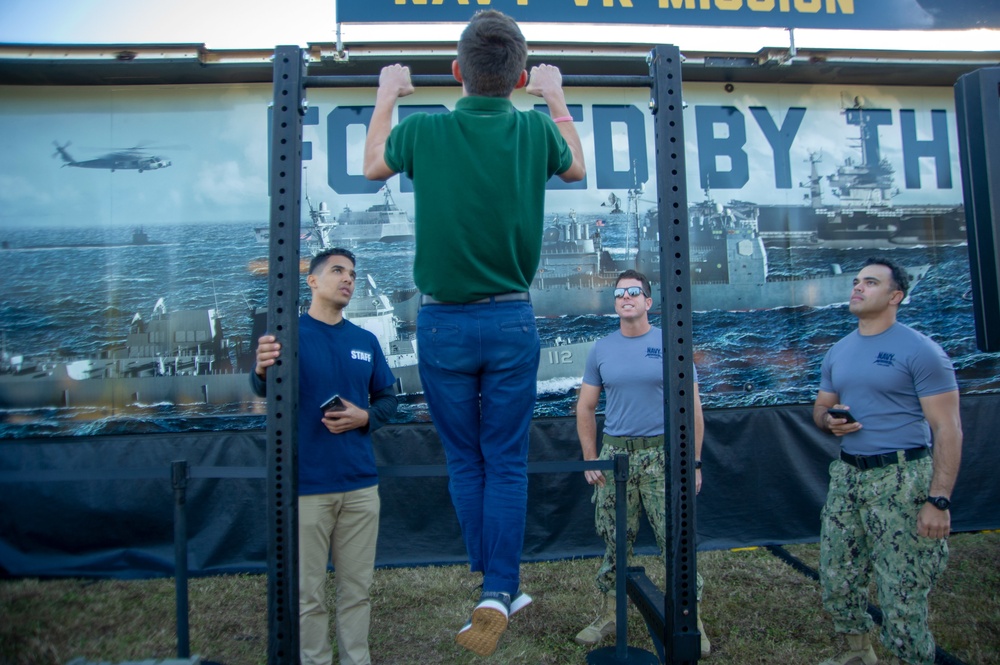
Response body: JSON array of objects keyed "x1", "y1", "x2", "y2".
[
  {"x1": 420, "y1": 292, "x2": 530, "y2": 306},
  {"x1": 840, "y1": 447, "x2": 930, "y2": 470},
  {"x1": 603, "y1": 434, "x2": 664, "y2": 451}
]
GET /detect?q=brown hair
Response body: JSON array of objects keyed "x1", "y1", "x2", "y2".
[{"x1": 457, "y1": 10, "x2": 528, "y2": 97}]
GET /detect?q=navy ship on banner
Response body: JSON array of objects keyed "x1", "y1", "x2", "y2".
[
  {"x1": 249, "y1": 190, "x2": 333, "y2": 276},
  {"x1": 0, "y1": 277, "x2": 594, "y2": 408},
  {"x1": 758, "y1": 103, "x2": 966, "y2": 249},
  {"x1": 390, "y1": 192, "x2": 930, "y2": 318},
  {"x1": 249, "y1": 187, "x2": 416, "y2": 276},
  {"x1": 0, "y1": 298, "x2": 252, "y2": 409},
  {"x1": 1, "y1": 226, "x2": 165, "y2": 251},
  {"x1": 635, "y1": 194, "x2": 926, "y2": 311},
  {"x1": 321, "y1": 185, "x2": 415, "y2": 245}
]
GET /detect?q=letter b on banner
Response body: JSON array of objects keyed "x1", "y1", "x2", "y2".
[{"x1": 955, "y1": 67, "x2": 1000, "y2": 352}]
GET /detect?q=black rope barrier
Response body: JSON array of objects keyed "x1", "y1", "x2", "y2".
[
  {"x1": 2, "y1": 456, "x2": 652, "y2": 660},
  {"x1": 0, "y1": 460, "x2": 617, "y2": 483},
  {"x1": 171, "y1": 460, "x2": 190, "y2": 659},
  {"x1": 0, "y1": 467, "x2": 267, "y2": 483}
]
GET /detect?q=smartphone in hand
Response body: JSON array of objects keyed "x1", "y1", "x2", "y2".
[
  {"x1": 827, "y1": 408, "x2": 857, "y2": 423},
  {"x1": 320, "y1": 394, "x2": 346, "y2": 414}
]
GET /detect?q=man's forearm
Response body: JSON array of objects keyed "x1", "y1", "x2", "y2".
[
  {"x1": 250, "y1": 369, "x2": 266, "y2": 397},
  {"x1": 577, "y1": 412, "x2": 598, "y2": 460},
  {"x1": 812, "y1": 403, "x2": 835, "y2": 432},
  {"x1": 921, "y1": 391, "x2": 963, "y2": 498},
  {"x1": 366, "y1": 386, "x2": 399, "y2": 433},
  {"x1": 929, "y1": 425, "x2": 962, "y2": 497},
  {"x1": 693, "y1": 386, "x2": 704, "y2": 460},
  {"x1": 362, "y1": 97, "x2": 395, "y2": 179},
  {"x1": 557, "y1": 122, "x2": 585, "y2": 179},
  {"x1": 544, "y1": 91, "x2": 585, "y2": 181}
]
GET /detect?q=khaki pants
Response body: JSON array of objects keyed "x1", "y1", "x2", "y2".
[{"x1": 299, "y1": 486, "x2": 380, "y2": 665}]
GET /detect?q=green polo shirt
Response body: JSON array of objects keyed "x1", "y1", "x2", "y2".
[{"x1": 384, "y1": 95, "x2": 574, "y2": 303}]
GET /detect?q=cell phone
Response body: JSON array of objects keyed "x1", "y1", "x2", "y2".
[
  {"x1": 320, "y1": 394, "x2": 346, "y2": 414},
  {"x1": 827, "y1": 408, "x2": 857, "y2": 423}
]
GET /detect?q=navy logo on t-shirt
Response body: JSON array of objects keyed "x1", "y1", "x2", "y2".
[
  {"x1": 874, "y1": 351, "x2": 895, "y2": 367},
  {"x1": 646, "y1": 347, "x2": 662, "y2": 360}
]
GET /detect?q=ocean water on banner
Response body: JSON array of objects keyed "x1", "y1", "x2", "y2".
[{"x1": 0, "y1": 219, "x2": 996, "y2": 438}]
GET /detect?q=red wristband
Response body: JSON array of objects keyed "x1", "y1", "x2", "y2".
[{"x1": 552, "y1": 115, "x2": 573, "y2": 123}]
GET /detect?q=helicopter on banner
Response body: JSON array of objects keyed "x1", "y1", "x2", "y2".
[{"x1": 52, "y1": 141, "x2": 174, "y2": 172}]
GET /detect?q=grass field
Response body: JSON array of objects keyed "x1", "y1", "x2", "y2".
[{"x1": 2, "y1": 532, "x2": 997, "y2": 665}]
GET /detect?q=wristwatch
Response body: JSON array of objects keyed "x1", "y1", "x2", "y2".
[
  {"x1": 926, "y1": 496, "x2": 951, "y2": 511},
  {"x1": 694, "y1": 460, "x2": 703, "y2": 470}
]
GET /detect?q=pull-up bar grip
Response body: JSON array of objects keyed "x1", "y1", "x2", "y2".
[{"x1": 303, "y1": 74, "x2": 652, "y2": 89}]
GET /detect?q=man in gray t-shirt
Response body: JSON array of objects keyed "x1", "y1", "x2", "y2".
[
  {"x1": 812, "y1": 257, "x2": 962, "y2": 665},
  {"x1": 573, "y1": 269, "x2": 709, "y2": 657}
]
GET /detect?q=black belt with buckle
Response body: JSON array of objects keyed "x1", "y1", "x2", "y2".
[
  {"x1": 420, "y1": 292, "x2": 530, "y2": 306},
  {"x1": 840, "y1": 447, "x2": 930, "y2": 470}
]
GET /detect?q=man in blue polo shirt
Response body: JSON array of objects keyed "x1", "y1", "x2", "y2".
[
  {"x1": 812, "y1": 257, "x2": 962, "y2": 665},
  {"x1": 363, "y1": 8, "x2": 585, "y2": 658}
]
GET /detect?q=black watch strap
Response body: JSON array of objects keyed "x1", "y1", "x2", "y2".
[
  {"x1": 926, "y1": 495, "x2": 951, "y2": 511},
  {"x1": 694, "y1": 459, "x2": 703, "y2": 470}
]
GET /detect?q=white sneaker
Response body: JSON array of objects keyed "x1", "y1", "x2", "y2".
[
  {"x1": 510, "y1": 591, "x2": 533, "y2": 615},
  {"x1": 456, "y1": 592, "x2": 510, "y2": 657}
]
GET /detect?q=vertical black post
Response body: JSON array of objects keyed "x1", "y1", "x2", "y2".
[
  {"x1": 954, "y1": 67, "x2": 1000, "y2": 352},
  {"x1": 268, "y1": 44, "x2": 305, "y2": 665},
  {"x1": 613, "y1": 452, "x2": 630, "y2": 662},
  {"x1": 171, "y1": 459, "x2": 190, "y2": 659},
  {"x1": 588, "y1": 456, "x2": 657, "y2": 665},
  {"x1": 649, "y1": 44, "x2": 699, "y2": 663}
]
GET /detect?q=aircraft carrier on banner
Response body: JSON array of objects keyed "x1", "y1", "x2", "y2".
[{"x1": 758, "y1": 102, "x2": 966, "y2": 249}]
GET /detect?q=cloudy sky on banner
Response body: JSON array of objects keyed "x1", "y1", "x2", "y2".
[{"x1": 1, "y1": 0, "x2": 998, "y2": 51}]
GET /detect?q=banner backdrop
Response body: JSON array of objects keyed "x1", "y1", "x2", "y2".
[
  {"x1": 2, "y1": 395, "x2": 998, "y2": 578},
  {"x1": 1, "y1": 81, "x2": 996, "y2": 438},
  {"x1": 335, "y1": 0, "x2": 1000, "y2": 31}
]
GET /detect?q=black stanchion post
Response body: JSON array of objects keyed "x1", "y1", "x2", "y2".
[
  {"x1": 587, "y1": 453, "x2": 657, "y2": 665},
  {"x1": 171, "y1": 459, "x2": 190, "y2": 659},
  {"x1": 613, "y1": 452, "x2": 630, "y2": 662}
]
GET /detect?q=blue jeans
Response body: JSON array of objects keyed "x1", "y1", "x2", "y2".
[{"x1": 417, "y1": 299, "x2": 540, "y2": 596}]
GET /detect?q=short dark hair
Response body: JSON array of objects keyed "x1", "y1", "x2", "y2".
[
  {"x1": 863, "y1": 256, "x2": 909, "y2": 298},
  {"x1": 616, "y1": 269, "x2": 651, "y2": 299},
  {"x1": 309, "y1": 247, "x2": 356, "y2": 275},
  {"x1": 457, "y1": 10, "x2": 528, "y2": 97}
]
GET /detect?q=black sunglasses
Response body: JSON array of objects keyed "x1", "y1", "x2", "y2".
[{"x1": 614, "y1": 286, "x2": 647, "y2": 299}]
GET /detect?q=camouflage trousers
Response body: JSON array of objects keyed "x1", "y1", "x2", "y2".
[
  {"x1": 820, "y1": 456, "x2": 948, "y2": 665},
  {"x1": 592, "y1": 442, "x2": 704, "y2": 601}
]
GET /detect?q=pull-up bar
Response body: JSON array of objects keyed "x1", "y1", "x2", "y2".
[
  {"x1": 266, "y1": 44, "x2": 698, "y2": 664},
  {"x1": 302, "y1": 74, "x2": 653, "y2": 88}
]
